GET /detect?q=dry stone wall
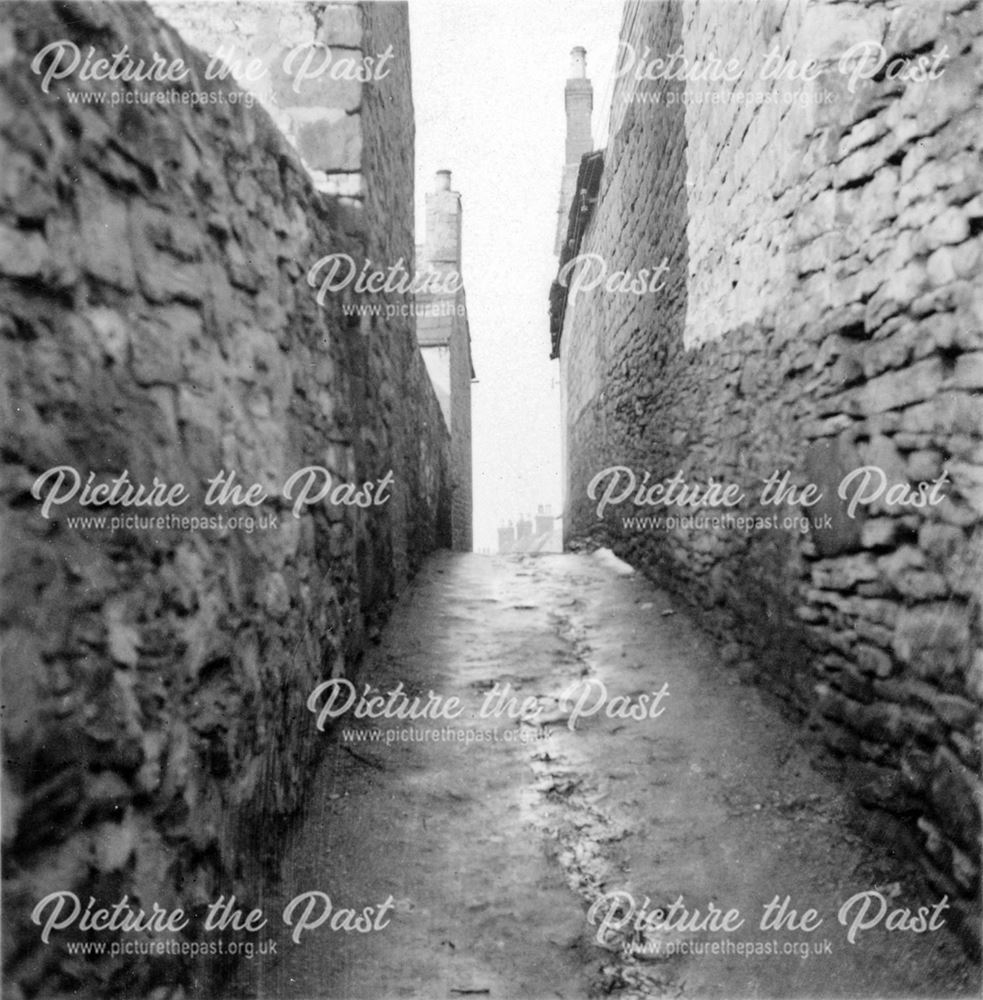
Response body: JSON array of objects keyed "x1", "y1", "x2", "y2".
[
  {"x1": 148, "y1": 0, "x2": 396, "y2": 201},
  {"x1": 0, "y1": 2, "x2": 449, "y2": 997},
  {"x1": 559, "y1": 0, "x2": 982, "y2": 953}
]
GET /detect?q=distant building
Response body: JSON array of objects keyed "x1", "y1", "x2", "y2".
[
  {"x1": 534, "y1": 506, "x2": 554, "y2": 537},
  {"x1": 497, "y1": 505, "x2": 562, "y2": 554},
  {"x1": 497, "y1": 521, "x2": 516, "y2": 552},
  {"x1": 417, "y1": 170, "x2": 475, "y2": 551},
  {"x1": 550, "y1": 49, "x2": 597, "y2": 531},
  {"x1": 554, "y1": 46, "x2": 593, "y2": 255}
]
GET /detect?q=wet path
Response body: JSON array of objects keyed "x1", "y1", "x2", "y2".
[{"x1": 242, "y1": 552, "x2": 974, "y2": 1000}]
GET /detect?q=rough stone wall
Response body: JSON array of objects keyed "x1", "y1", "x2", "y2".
[
  {"x1": 0, "y1": 2, "x2": 449, "y2": 997},
  {"x1": 149, "y1": 0, "x2": 389, "y2": 201},
  {"x1": 559, "y1": 0, "x2": 982, "y2": 952}
]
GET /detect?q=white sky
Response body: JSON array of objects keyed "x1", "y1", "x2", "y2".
[{"x1": 409, "y1": 0, "x2": 624, "y2": 552}]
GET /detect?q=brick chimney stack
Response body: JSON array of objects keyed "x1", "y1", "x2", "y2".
[
  {"x1": 565, "y1": 46, "x2": 593, "y2": 165},
  {"x1": 418, "y1": 170, "x2": 474, "y2": 553},
  {"x1": 425, "y1": 169, "x2": 462, "y2": 274},
  {"x1": 554, "y1": 47, "x2": 594, "y2": 255}
]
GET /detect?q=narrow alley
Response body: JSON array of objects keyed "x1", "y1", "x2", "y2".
[
  {"x1": 3, "y1": 2, "x2": 982, "y2": 999},
  {"x1": 242, "y1": 552, "x2": 974, "y2": 1000}
]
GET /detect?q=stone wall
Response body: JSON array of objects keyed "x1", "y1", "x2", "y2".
[
  {"x1": 556, "y1": 0, "x2": 982, "y2": 953},
  {"x1": 148, "y1": 0, "x2": 395, "y2": 202},
  {"x1": 0, "y1": 2, "x2": 449, "y2": 997}
]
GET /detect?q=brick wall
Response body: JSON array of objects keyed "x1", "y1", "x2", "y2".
[
  {"x1": 0, "y1": 2, "x2": 449, "y2": 996},
  {"x1": 557, "y1": 0, "x2": 982, "y2": 952}
]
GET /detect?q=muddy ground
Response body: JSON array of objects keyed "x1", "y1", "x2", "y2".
[{"x1": 232, "y1": 551, "x2": 978, "y2": 1000}]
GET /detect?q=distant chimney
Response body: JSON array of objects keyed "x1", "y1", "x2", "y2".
[
  {"x1": 425, "y1": 170, "x2": 461, "y2": 270},
  {"x1": 570, "y1": 46, "x2": 586, "y2": 78},
  {"x1": 555, "y1": 47, "x2": 595, "y2": 255},
  {"x1": 565, "y1": 46, "x2": 593, "y2": 165}
]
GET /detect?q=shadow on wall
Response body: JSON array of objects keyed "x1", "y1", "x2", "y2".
[
  {"x1": 552, "y1": 0, "x2": 982, "y2": 958},
  {"x1": 1, "y1": 2, "x2": 449, "y2": 997}
]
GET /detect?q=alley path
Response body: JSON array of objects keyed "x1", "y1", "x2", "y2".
[{"x1": 241, "y1": 553, "x2": 974, "y2": 1000}]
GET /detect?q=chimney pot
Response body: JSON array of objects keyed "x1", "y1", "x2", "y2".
[
  {"x1": 570, "y1": 46, "x2": 587, "y2": 78},
  {"x1": 435, "y1": 169, "x2": 452, "y2": 191}
]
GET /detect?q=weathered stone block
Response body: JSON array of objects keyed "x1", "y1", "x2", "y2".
[
  {"x1": 885, "y1": 2, "x2": 945, "y2": 56},
  {"x1": 900, "y1": 747, "x2": 933, "y2": 794},
  {"x1": 0, "y1": 224, "x2": 47, "y2": 278},
  {"x1": 85, "y1": 307, "x2": 130, "y2": 366},
  {"x1": 296, "y1": 113, "x2": 363, "y2": 173},
  {"x1": 835, "y1": 661, "x2": 877, "y2": 700},
  {"x1": 967, "y1": 651, "x2": 983, "y2": 703},
  {"x1": 861, "y1": 357, "x2": 946, "y2": 415},
  {"x1": 860, "y1": 518, "x2": 896, "y2": 549},
  {"x1": 270, "y1": 51, "x2": 362, "y2": 111},
  {"x1": 918, "y1": 521, "x2": 966, "y2": 561},
  {"x1": 933, "y1": 693, "x2": 978, "y2": 730},
  {"x1": 951, "y1": 351, "x2": 983, "y2": 390},
  {"x1": 131, "y1": 305, "x2": 203, "y2": 386},
  {"x1": 77, "y1": 191, "x2": 135, "y2": 290},
  {"x1": 803, "y1": 436, "x2": 865, "y2": 556},
  {"x1": 893, "y1": 602, "x2": 972, "y2": 677},
  {"x1": 856, "y1": 643, "x2": 894, "y2": 678},
  {"x1": 318, "y1": 4, "x2": 364, "y2": 47},
  {"x1": 929, "y1": 747, "x2": 982, "y2": 851}
]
